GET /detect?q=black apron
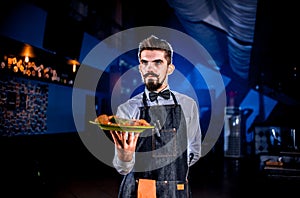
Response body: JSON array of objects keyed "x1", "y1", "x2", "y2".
[{"x1": 118, "y1": 92, "x2": 191, "y2": 198}]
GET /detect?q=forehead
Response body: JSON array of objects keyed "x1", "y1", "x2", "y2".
[{"x1": 140, "y1": 50, "x2": 166, "y2": 60}]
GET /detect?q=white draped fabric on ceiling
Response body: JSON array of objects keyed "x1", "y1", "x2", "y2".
[{"x1": 167, "y1": 0, "x2": 258, "y2": 80}]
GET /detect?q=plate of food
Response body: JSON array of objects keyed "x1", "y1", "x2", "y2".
[{"x1": 89, "y1": 114, "x2": 154, "y2": 133}]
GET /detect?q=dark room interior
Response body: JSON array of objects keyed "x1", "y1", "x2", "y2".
[{"x1": 0, "y1": 0, "x2": 299, "y2": 197}]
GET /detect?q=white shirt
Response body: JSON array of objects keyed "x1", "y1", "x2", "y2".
[{"x1": 113, "y1": 86, "x2": 202, "y2": 175}]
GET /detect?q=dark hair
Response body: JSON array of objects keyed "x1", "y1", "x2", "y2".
[{"x1": 138, "y1": 35, "x2": 173, "y2": 65}]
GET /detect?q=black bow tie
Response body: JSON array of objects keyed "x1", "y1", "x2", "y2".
[{"x1": 149, "y1": 89, "x2": 171, "y2": 102}]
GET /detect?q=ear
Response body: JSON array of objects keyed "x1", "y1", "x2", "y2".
[{"x1": 167, "y1": 64, "x2": 175, "y2": 74}]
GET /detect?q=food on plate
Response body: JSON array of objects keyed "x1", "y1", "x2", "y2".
[
  {"x1": 90, "y1": 114, "x2": 154, "y2": 132},
  {"x1": 94, "y1": 114, "x2": 151, "y2": 126}
]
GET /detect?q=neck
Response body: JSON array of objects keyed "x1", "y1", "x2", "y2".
[{"x1": 156, "y1": 84, "x2": 168, "y2": 92}]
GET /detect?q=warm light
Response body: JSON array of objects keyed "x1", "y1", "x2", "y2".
[
  {"x1": 68, "y1": 59, "x2": 80, "y2": 73},
  {"x1": 73, "y1": 64, "x2": 76, "y2": 73},
  {"x1": 25, "y1": 56, "x2": 29, "y2": 63},
  {"x1": 21, "y1": 44, "x2": 35, "y2": 58}
]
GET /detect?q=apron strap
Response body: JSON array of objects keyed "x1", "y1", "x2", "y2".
[
  {"x1": 142, "y1": 92, "x2": 148, "y2": 107},
  {"x1": 170, "y1": 92, "x2": 178, "y2": 105}
]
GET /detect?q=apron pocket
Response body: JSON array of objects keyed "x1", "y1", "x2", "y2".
[
  {"x1": 152, "y1": 129, "x2": 177, "y2": 157},
  {"x1": 137, "y1": 179, "x2": 156, "y2": 198}
]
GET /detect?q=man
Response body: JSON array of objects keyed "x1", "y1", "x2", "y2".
[{"x1": 110, "y1": 35, "x2": 201, "y2": 197}]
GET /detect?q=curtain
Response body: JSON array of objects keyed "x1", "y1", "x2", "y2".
[{"x1": 167, "y1": 0, "x2": 258, "y2": 80}]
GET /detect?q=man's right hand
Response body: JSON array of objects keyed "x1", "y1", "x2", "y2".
[{"x1": 110, "y1": 131, "x2": 139, "y2": 162}]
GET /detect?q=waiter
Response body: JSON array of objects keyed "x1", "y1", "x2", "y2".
[{"x1": 110, "y1": 35, "x2": 202, "y2": 198}]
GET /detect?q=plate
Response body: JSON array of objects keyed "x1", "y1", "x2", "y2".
[{"x1": 89, "y1": 121, "x2": 154, "y2": 133}]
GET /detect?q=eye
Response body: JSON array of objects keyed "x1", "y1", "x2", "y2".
[
  {"x1": 153, "y1": 60, "x2": 163, "y2": 66},
  {"x1": 140, "y1": 60, "x2": 148, "y2": 65}
]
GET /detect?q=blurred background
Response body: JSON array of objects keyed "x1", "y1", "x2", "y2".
[{"x1": 0, "y1": 0, "x2": 299, "y2": 197}]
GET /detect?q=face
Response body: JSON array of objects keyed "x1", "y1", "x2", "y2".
[{"x1": 139, "y1": 50, "x2": 173, "y2": 92}]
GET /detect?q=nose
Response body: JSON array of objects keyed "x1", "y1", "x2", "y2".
[
  {"x1": 146, "y1": 64, "x2": 155, "y2": 73},
  {"x1": 141, "y1": 63, "x2": 156, "y2": 73}
]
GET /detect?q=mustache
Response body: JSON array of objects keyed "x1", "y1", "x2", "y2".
[{"x1": 143, "y1": 72, "x2": 159, "y2": 78}]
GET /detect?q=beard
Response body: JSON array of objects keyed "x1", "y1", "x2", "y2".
[
  {"x1": 142, "y1": 71, "x2": 167, "y2": 91},
  {"x1": 145, "y1": 79, "x2": 162, "y2": 91}
]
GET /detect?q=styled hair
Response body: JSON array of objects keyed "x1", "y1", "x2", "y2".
[{"x1": 138, "y1": 35, "x2": 173, "y2": 65}]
